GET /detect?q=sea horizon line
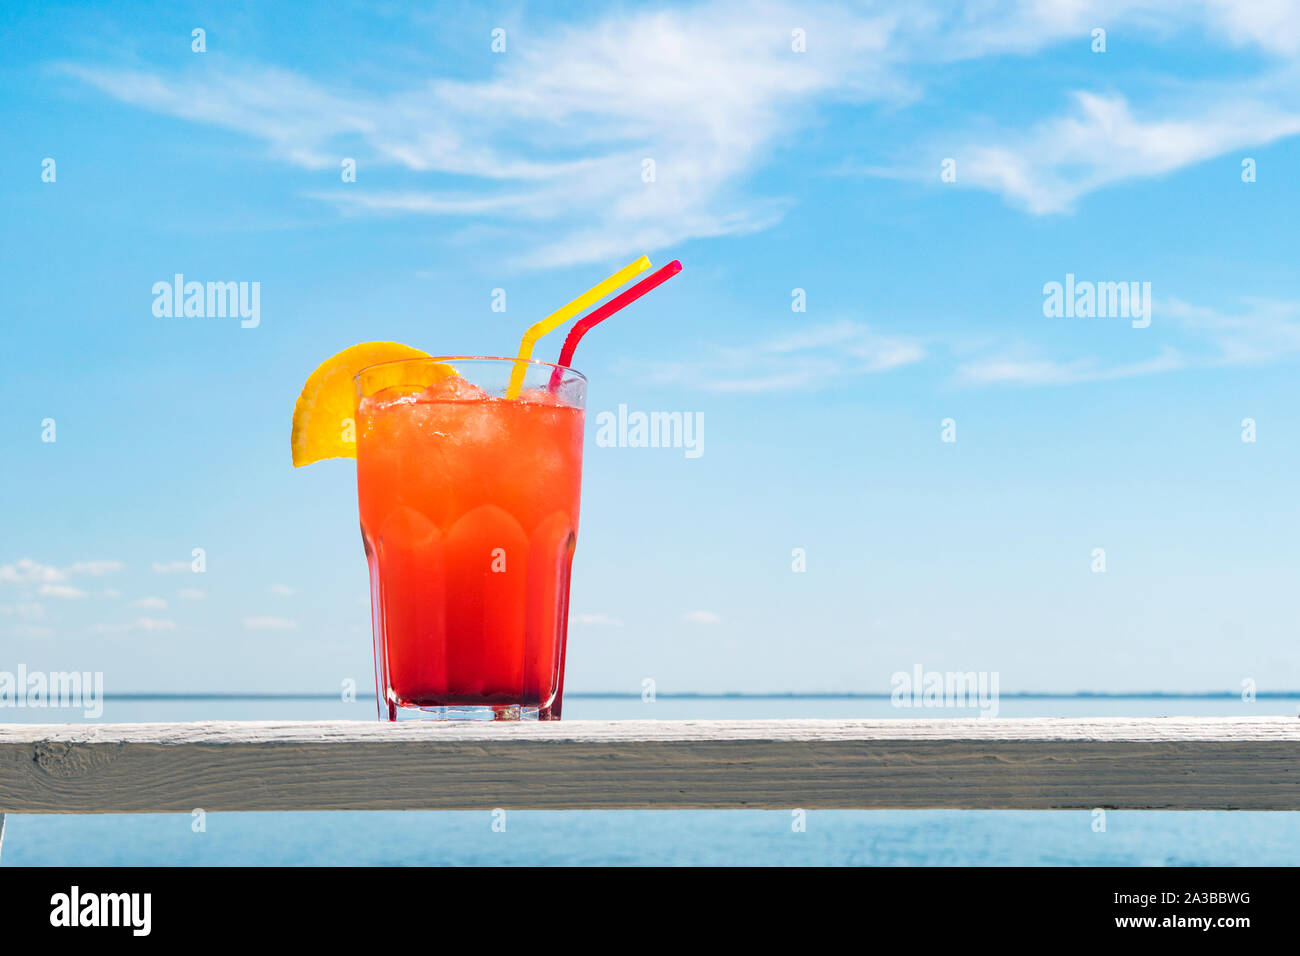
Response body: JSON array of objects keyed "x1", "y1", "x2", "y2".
[{"x1": 91, "y1": 690, "x2": 1300, "y2": 701}]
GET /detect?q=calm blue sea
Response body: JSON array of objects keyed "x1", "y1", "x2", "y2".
[{"x1": 5, "y1": 695, "x2": 1299, "y2": 866}]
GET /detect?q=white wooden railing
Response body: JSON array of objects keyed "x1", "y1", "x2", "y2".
[{"x1": 3, "y1": 718, "x2": 1299, "y2": 832}]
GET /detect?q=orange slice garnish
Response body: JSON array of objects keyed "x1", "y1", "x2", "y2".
[{"x1": 291, "y1": 342, "x2": 454, "y2": 466}]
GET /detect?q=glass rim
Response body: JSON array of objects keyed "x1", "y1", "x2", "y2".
[{"x1": 354, "y1": 355, "x2": 586, "y2": 383}]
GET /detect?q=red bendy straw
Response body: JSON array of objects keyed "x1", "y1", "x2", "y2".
[{"x1": 548, "y1": 260, "x2": 683, "y2": 390}]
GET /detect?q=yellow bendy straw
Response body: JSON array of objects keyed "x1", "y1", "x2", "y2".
[{"x1": 505, "y1": 255, "x2": 652, "y2": 398}]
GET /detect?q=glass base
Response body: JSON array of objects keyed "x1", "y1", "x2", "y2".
[{"x1": 386, "y1": 702, "x2": 542, "y2": 722}]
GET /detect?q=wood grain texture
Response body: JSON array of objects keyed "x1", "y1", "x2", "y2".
[{"x1": 2, "y1": 718, "x2": 1299, "y2": 812}]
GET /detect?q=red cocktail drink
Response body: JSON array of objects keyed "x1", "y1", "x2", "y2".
[{"x1": 355, "y1": 358, "x2": 585, "y2": 720}]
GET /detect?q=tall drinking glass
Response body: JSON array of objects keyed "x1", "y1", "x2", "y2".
[{"x1": 354, "y1": 357, "x2": 586, "y2": 721}]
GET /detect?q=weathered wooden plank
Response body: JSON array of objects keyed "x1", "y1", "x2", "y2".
[{"x1": 2, "y1": 718, "x2": 1298, "y2": 813}]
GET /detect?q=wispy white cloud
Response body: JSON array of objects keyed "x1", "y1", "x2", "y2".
[
  {"x1": 39, "y1": 584, "x2": 87, "y2": 599},
  {"x1": 0, "y1": 559, "x2": 65, "y2": 584},
  {"x1": 949, "y1": 90, "x2": 1300, "y2": 214},
  {"x1": 684, "y1": 610, "x2": 723, "y2": 624},
  {"x1": 956, "y1": 347, "x2": 1186, "y2": 386},
  {"x1": 178, "y1": 588, "x2": 205, "y2": 599},
  {"x1": 0, "y1": 558, "x2": 123, "y2": 585},
  {"x1": 65, "y1": 560, "x2": 126, "y2": 576},
  {"x1": 1201, "y1": 0, "x2": 1300, "y2": 55},
  {"x1": 88, "y1": 617, "x2": 177, "y2": 634},
  {"x1": 649, "y1": 292, "x2": 1300, "y2": 392},
  {"x1": 47, "y1": 3, "x2": 890, "y2": 268},
  {"x1": 0, "y1": 602, "x2": 45, "y2": 620},
  {"x1": 151, "y1": 560, "x2": 193, "y2": 573},
  {"x1": 269, "y1": 584, "x2": 295, "y2": 596},
  {"x1": 573, "y1": 612, "x2": 624, "y2": 627},
  {"x1": 130, "y1": 596, "x2": 168, "y2": 609},
  {"x1": 642, "y1": 319, "x2": 926, "y2": 392},
  {"x1": 956, "y1": 297, "x2": 1300, "y2": 387},
  {"x1": 1162, "y1": 296, "x2": 1300, "y2": 363},
  {"x1": 57, "y1": 2, "x2": 1300, "y2": 261},
  {"x1": 135, "y1": 617, "x2": 177, "y2": 631},
  {"x1": 907, "y1": 0, "x2": 1300, "y2": 62}
]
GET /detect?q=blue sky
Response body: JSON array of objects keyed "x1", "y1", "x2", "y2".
[{"x1": 2, "y1": 0, "x2": 1299, "y2": 695}]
